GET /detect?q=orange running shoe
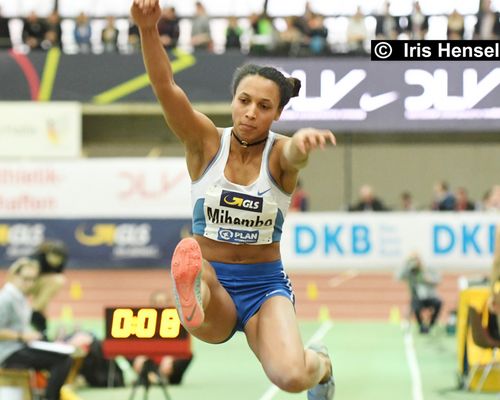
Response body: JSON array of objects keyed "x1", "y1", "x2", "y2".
[{"x1": 171, "y1": 237, "x2": 204, "y2": 328}]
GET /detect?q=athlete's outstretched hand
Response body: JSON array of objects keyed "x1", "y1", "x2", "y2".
[
  {"x1": 131, "y1": 0, "x2": 161, "y2": 29},
  {"x1": 291, "y1": 128, "x2": 336, "y2": 156}
]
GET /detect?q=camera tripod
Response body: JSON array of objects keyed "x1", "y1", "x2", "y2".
[{"x1": 128, "y1": 359, "x2": 172, "y2": 400}]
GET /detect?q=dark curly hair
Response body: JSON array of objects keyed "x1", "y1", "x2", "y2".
[{"x1": 231, "y1": 64, "x2": 301, "y2": 109}]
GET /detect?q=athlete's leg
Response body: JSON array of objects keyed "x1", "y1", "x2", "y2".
[
  {"x1": 244, "y1": 296, "x2": 332, "y2": 393},
  {"x1": 171, "y1": 238, "x2": 237, "y2": 343}
]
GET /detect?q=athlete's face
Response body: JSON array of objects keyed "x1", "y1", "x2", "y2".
[{"x1": 231, "y1": 75, "x2": 282, "y2": 138}]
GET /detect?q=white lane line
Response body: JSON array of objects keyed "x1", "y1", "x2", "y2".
[
  {"x1": 258, "y1": 320, "x2": 334, "y2": 400},
  {"x1": 328, "y1": 269, "x2": 359, "y2": 287},
  {"x1": 402, "y1": 320, "x2": 424, "y2": 400}
]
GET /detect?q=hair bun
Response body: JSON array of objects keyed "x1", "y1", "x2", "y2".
[{"x1": 287, "y1": 77, "x2": 301, "y2": 98}]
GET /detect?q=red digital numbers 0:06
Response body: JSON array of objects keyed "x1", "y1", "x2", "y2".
[{"x1": 111, "y1": 308, "x2": 181, "y2": 339}]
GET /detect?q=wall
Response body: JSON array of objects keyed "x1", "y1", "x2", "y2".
[{"x1": 83, "y1": 112, "x2": 500, "y2": 211}]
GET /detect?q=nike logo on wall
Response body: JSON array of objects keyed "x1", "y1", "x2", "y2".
[
  {"x1": 359, "y1": 91, "x2": 398, "y2": 112},
  {"x1": 258, "y1": 188, "x2": 271, "y2": 196}
]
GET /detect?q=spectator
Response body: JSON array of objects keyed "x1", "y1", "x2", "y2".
[
  {"x1": 0, "y1": 257, "x2": 73, "y2": 400},
  {"x1": 432, "y1": 181, "x2": 455, "y2": 211},
  {"x1": 346, "y1": 6, "x2": 368, "y2": 55},
  {"x1": 447, "y1": 9, "x2": 465, "y2": 40},
  {"x1": 349, "y1": 184, "x2": 388, "y2": 211},
  {"x1": 127, "y1": 18, "x2": 140, "y2": 52},
  {"x1": 397, "y1": 253, "x2": 442, "y2": 334},
  {"x1": 190, "y1": 2, "x2": 212, "y2": 52},
  {"x1": 29, "y1": 240, "x2": 69, "y2": 337},
  {"x1": 74, "y1": 12, "x2": 92, "y2": 53},
  {"x1": 0, "y1": 6, "x2": 12, "y2": 48},
  {"x1": 307, "y1": 13, "x2": 329, "y2": 55},
  {"x1": 375, "y1": 1, "x2": 398, "y2": 40},
  {"x1": 293, "y1": 1, "x2": 314, "y2": 37},
  {"x1": 407, "y1": 1, "x2": 428, "y2": 40},
  {"x1": 487, "y1": 184, "x2": 500, "y2": 210},
  {"x1": 157, "y1": 7, "x2": 179, "y2": 50},
  {"x1": 278, "y1": 16, "x2": 304, "y2": 56},
  {"x1": 22, "y1": 11, "x2": 46, "y2": 50},
  {"x1": 454, "y1": 187, "x2": 475, "y2": 211},
  {"x1": 42, "y1": 10, "x2": 62, "y2": 50},
  {"x1": 225, "y1": 16, "x2": 242, "y2": 51},
  {"x1": 101, "y1": 16, "x2": 119, "y2": 52},
  {"x1": 400, "y1": 191, "x2": 416, "y2": 211},
  {"x1": 474, "y1": 0, "x2": 500, "y2": 40},
  {"x1": 289, "y1": 179, "x2": 310, "y2": 212},
  {"x1": 248, "y1": 11, "x2": 277, "y2": 55}
]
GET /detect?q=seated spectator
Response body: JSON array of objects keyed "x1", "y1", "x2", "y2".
[
  {"x1": 346, "y1": 6, "x2": 368, "y2": 55},
  {"x1": 101, "y1": 16, "x2": 119, "y2": 52},
  {"x1": 29, "y1": 240, "x2": 69, "y2": 337},
  {"x1": 0, "y1": 257, "x2": 73, "y2": 400},
  {"x1": 432, "y1": 181, "x2": 455, "y2": 211},
  {"x1": 157, "y1": 7, "x2": 179, "y2": 50},
  {"x1": 190, "y1": 2, "x2": 212, "y2": 52},
  {"x1": 454, "y1": 187, "x2": 475, "y2": 211},
  {"x1": 375, "y1": 1, "x2": 398, "y2": 40},
  {"x1": 289, "y1": 179, "x2": 310, "y2": 212},
  {"x1": 397, "y1": 253, "x2": 442, "y2": 334},
  {"x1": 225, "y1": 16, "x2": 242, "y2": 51},
  {"x1": 406, "y1": 1, "x2": 428, "y2": 40},
  {"x1": 293, "y1": 1, "x2": 313, "y2": 38},
  {"x1": 0, "y1": 6, "x2": 12, "y2": 48},
  {"x1": 128, "y1": 18, "x2": 140, "y2": 52},
  {"x1": 400, "y1": 191, "x2": 416, "y2": 211},
  {"x1": 277, "y1": 16, "x2": 304, "y2": 56},
  {"x1": 43, "y1": 10, "x2": 62, "y2": 50},
  {"x1": 487, "y1": 185, "x2": 500, "y2": 210},
  {"x1": 474, "y1": 0, "x2": 500, "y2": 40},
  {"x1": 249, "y1": 12, "x2": 277, "y2": 55},
  {"x1": 74, "y1": 12, "x2": 92, "y2": 53},
  {"x1": 349, "y1": 184, "x2": 388, "y2": 212},
  {"x1": 307, "y1": 13, "x2": 329, "y2": 55},
  {"x1": 22, "y1": 11, "x2": 46, "y2": 51},
  {"x1": 447, "y1": 9, "x2": 465, "y2": 40}
]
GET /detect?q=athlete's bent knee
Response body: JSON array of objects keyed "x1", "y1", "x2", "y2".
[{"x1": 271, "y1": 369, "x2": 307, "y2": 393}]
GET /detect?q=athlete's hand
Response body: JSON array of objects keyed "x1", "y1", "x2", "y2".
[
  {"x1": 291, "y1": 128, "x2": 336, "y2": 155},
  {"x1": 131, "y1": 0, "x2": 161, "y2": 29}
]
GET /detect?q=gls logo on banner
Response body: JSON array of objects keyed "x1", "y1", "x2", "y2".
[
  {"x1": 0, "y1": 224, "x2": 45, "y2": 246},
  {"x1": 75, "y1": 223, "x2": 151, "y2": 246},
  {"x1": 220, "y1": 190, "x2": 263, "y2": 213},
  {"x1": 217, "y1": 228, "x2": 259, "y2": 244}
]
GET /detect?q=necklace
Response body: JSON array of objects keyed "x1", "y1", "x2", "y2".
[{"x1": 231, "y1": 130, "x2": 267, "y2": 148}]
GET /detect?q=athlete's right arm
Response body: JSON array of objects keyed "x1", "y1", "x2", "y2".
[{"x1": 131, "y1": 1, "x2": 219, "y2": 175}]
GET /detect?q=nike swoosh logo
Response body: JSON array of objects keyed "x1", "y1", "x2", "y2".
[
  {"x1": 359, "y1": 91, "x2": 398, "y2": 112},
  {"x1": 185, "y1": 305, "x2": 197, "y2": 322},
  {"x1": 258, "y1": 188, "x2": 271, "y2": 196}
]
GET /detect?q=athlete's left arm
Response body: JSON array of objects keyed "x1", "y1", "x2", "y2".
[
  {"x1": 281, "y1": 128, "x2": 335, "y2": 170},
  {"x1": 275, "y1": 128, "x2": 336, "y2": 192}
]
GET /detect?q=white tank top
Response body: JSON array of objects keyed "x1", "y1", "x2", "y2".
[{"x1": 191, "y1": 128, "x2": 291, "y2": 245}]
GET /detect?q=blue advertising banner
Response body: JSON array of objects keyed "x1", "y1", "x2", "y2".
[{"x1": 0, "y1": 218, "x2": 191, "y2": 269}]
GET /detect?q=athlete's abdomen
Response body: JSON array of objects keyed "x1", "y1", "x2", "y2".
[{"x1": 194, "y1": 235, "x2": 281, "y2": 264}]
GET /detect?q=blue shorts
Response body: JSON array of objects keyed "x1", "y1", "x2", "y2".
[{"x1": 210, "y1": 260, "x2": 295, "y2": 333}]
